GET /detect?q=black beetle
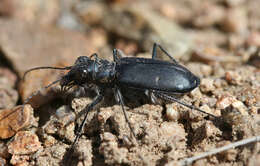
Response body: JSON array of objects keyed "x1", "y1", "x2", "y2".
[{"x1": 23, "y1": 43, "x2": 218, "y2": 149}]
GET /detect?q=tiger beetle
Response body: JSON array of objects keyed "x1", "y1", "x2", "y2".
[{"x1": 23, "y1": 43, "x2": 219, "y2": 151}]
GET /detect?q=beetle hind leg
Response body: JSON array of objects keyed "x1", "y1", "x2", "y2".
[
  {"x1": 154, "y1": 92, "x2": 218, "y2": 119},
  {"x1": 152, "y1": 43, "x2": 178, "y2": 64}
]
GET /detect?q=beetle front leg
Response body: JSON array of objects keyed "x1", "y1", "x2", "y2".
[
  {"x1": 152, "y1": 43, "x2": 178, "y2": 64},
  {"x1": 63, "y1": 90, "x2": 103, "y2": 165},
  {"x1": 71, "y1": 89, "x2": 104, "y2": 148}
]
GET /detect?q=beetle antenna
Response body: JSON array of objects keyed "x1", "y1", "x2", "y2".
[
  {"x1": 24, "y1": 78, "x2": 63, "y2": 105},
  {"x1": 0, "y1": 78, "x2": 63, "y2": 125},
  {"x1": 23, "y1": 66, "x2": 72, "y2": 81}
]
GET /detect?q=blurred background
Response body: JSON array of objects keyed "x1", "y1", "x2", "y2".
[{"x1": 0, "y1": 0, "x2": 259, "y2": 102}]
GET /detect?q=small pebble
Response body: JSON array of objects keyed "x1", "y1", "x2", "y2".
[
  {"x1": 199, "y1": 104, "x2": 215, "y2": 116},
  {"x1": 204, "y1": 121, "x2": 221, "y2": 138},
  {"x1": 10, "y1": 154, "x2": 29, "y2": 166},
  {"x1": 101, "y1": 132, "x2": 117, "y2": 142},
  {"x1": 159, "y1": 3, "x2": 177, "y2": 20},
  {"x1": 200, "y1": 64, "x2": 213, "y2": 77},
  {"x1": 216, "y1": 95, "x2": 248, "y2": 115},
  {"x1": 225, "y1": 71, "x2": 242, "y2": 85},
  {"x1": 190, "y1": 88, "x2": 202, "y2": 99},
  {"x1": 226, "y1": 0, "x2": 246, "y2": 7},
  {"x1": 0, "y1": 105, "x2": 34, "y2": 139},
  {"x1": 216, "y1": 95, "x2": 236, "y2": 110},
  {"x1": 222, "y1": 7, "x2": 248, "y2": 34},
  {"x1": 213, "y1": 78, "x2": 225, "y2": 88},
  {"x1": 55, "y1": 105, "x2": 75, "y2": 126},
  {"x1": 0, "y1": 157, "x2": 6, "y2": 166},
  {"x1": 200, "y1": 78, "x2": 215, "y2": 93},
  {"x1": 247, "y1": 31, "x2": 260, "y2": 47},
  {"x1": 43, "y1": 135, "x2": 57, "y2": 147},
  {"x1": 8, "y1": 131, "x2": 42, "y2": 155},
  {"x1": 98, "y1": 107, "x2": 114, "y2": 124},
  {"x1": 217, "y1": 141, "x2": 237, "y2": 161},
  {"x1": 192, "y1": 3, "x2": 224, "y2": 27},
  {"x1": 74, "y1": 1, "x2": 106, "y2": 25},
  {"x1": 0, "y1": 142, "x2": 9, "y2": 159},
  {"x1": 0, "y1": 67, "x2": 17, "y2": 88},
  {"x1": 0, "y1": 86, "x2": 18, "y2": 109},
  {"x1": 166, "y1": 103, "x2": 180, "y2": 121},
  {"x1": 231, "y1": 100, "x2": 248, "y2": 115},
  {"x1": 75, "y1": 139, "x2": 93, "y2": 166}
]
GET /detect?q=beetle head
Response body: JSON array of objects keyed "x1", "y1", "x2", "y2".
[{"x1": 60, "y1": 56, "x2": 95, "y2": 89}]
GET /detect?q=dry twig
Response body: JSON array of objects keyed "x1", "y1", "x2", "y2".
[{"x1": 180, "y1": 135, "x2": 260, "y2": 166}]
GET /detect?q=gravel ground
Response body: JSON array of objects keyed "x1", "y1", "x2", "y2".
[{"x1": 0, "y1": 0, "x2": 259, "y2": 166}]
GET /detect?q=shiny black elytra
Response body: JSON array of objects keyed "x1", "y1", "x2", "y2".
[{"x1": 23, "y1": 43, "x2": 217, "y2": 149}]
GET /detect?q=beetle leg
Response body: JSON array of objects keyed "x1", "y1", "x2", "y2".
[
  {"x1": 70, "y1": 88, "x2": 104, "y2": 149},
  {"x1": 113, "y1": 49, "x2": 122, "y2": 62},
  {"x1": 90, "y1": 53, "x2": 98, "y2": 59},
  {"x1": 145, "y1": 90, "x2": 160, "y2": 104},
  {"x1": 63, "y1": 89, "x2": 103, "y2": 165},
  {"x1": 152, "y1": 43, "x2": 178, "y2": 64},
  {"x1": 114, "y1": 88, "x2": 137, "y2": 140},
  {"x1": 154, "y1": 92, "x2": 218, "y2": 119}
]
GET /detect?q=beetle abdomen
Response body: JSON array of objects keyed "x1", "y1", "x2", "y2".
[{"x1": 116, "y1": 58, "x2": 200, "y2": 93}]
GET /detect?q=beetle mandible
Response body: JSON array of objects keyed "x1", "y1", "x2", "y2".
[{"x1": 23, "y1": 43, "x2": 218, "y2": 149}]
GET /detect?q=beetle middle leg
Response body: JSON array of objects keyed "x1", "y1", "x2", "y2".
[
  {"x1": 152, "y1": 43, "x2": 178, "y2": 64},
  {"x1": 114, "y1": 87, "x2": 137, "y2": 141},
  {"x1": 113, "y1": 48, "x2": 129, "y2": 62}
]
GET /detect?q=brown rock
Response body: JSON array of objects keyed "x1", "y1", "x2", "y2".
[
  {"x1": 35, "y1": 143, "x2": 68, "y2": 166},
  {"x1": 216, "y1": 95, "x2": 236, "y2": 110},
  {"x1": 0, "y1": 67, "x2": 17, "y2": 88},
  {"x1": 74, "y1": 1, "x2": 106, "y2": 25},
  {"x1": 99, "y1": 139, "x2": 129, "y2": 165},
  {"x1": 75, "y1": 139, "x2": 93, "y2": 166},
  {"x1": 225, "y1": 71, "x2": 242, "y2": 85},
  {"x1": 10, "y1": 154, "x2": 29, "y2": 166},
  {"x1": 8, "y1": 131, "x2": 42, "y2": 155},
  {"x1": 192, "y1": 3, "x2": 224, "y2": 27},
  {"x1": 10, "y1": 0, "x2": 60, "y2": 25},
  {"x1": 217, "y1": 141, "x2": 237, "y2": 162},
  {"x1": 0, "y1": 86, "x2": 18, "y2": 109},
  {"x1": 0, "y1": 0, "x2": 13, "y2": 16},
  {"x1": 166, "y1": 103, "x2": 181, "y2": 121},
  {"x1": 0, "y1": 19, "x2": 95, "y2": 106},
  {"x1": 247, "y1": 31, "x2": 260, "y2": 47},
  {"x1": 0, "y1": 157, "x2": 6, "y2": 166},
  {"x1": 0, "y1": 142, "x2": 9, "y2": 159},
  {"x1": 200, "y1": 78, "x2": 215, "y2": 93},
  {"x1": 101, "y1": 3, "x2": 192, "y2": 60},
  {"x1": 222, "y1": 7, "x2": 248, "y2": 34},
  {"x1": 42, "y1": 107, "x2": 75, "y2": 142},
  {"x1": 192, "y1": 46, "x2": 241, "y2": 64},
  {"x1": 0, "y1": 105, "x2": 34, "y2": 139},
  {"x1": 159, "y1": 122, "x2": 186, "y2": 144}
]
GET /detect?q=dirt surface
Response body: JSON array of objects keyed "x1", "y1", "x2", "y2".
[{"x1": 0, "y1": 0, "x2": 259, "y2": 166}]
